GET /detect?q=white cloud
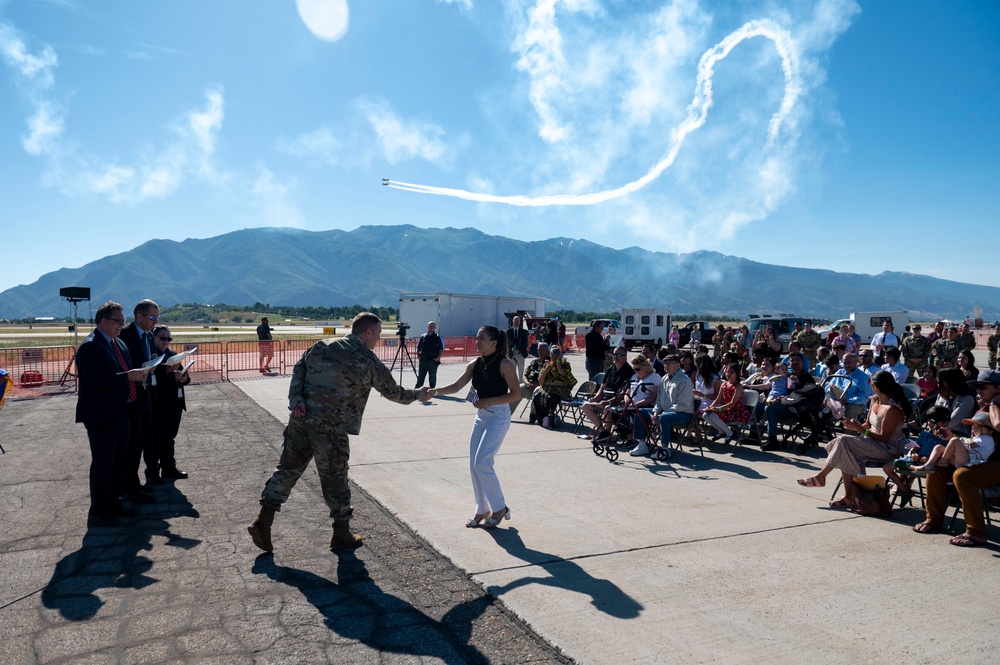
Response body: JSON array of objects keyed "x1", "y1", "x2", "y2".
[
  {"x1": 248, "y1": 167, "x2": 305, "y2": 228},
  {"x1": 358, "y1": 98, "x2": 453, "y2": 166},
  {"x1": 390, "y1": 0, "x2": 860, "y2": 254},
  {"x1": 22, "y1": 100, "x2": 64, "y2": 155},
  {"x1": 276, "y1": 127, "x2": 343, "y2": 164},
  {"x1": 0, "y1": 21, "x2": 58, "y2": 86}
]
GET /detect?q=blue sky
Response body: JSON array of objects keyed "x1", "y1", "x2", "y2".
[{"x1": 1, "y1": 0, "x2": 998, "y2": 297}]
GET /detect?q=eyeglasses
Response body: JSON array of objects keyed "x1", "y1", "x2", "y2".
[
  {"x1": 613, "y1": 353, "x2": 626, "y2": 357},
  {"x1": 157, "y1": 336, "x2": 172, "y2": 342},
  {"x1": 108, "y1": 317, "x2": 125, "y2": 325},
  {"x1": 146, "y1": 314, "x2": 159, "y2": 322}
]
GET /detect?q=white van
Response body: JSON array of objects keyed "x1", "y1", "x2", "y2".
[
  {"x1": 821, "y1": 312, "x2": 909, "y2": 345},
  {"x1": 849, "y1": 311, "x2": 908, "y2": 345},
  {"x1": 621, "y1": 308, "x2": 672, "y2": 350}
]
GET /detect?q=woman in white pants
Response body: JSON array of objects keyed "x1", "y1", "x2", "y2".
[{"x1": 433, "y1": 326, "x2": 520, "y2": 528}]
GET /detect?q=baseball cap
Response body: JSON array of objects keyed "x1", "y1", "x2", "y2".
[
  {"x1": 961, "y1": 412, "x2": 996, "y2": 431},
  {"x1": 976, "y1": 369, "x2": 1000, "y2": 385}
]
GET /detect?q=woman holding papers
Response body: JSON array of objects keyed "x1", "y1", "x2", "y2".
[
  {"x1": 432, "y1": 326, "x2": 520, "y2": 529},
  {"x1": 151, "y1": 325, "x2": 191, "y2": 481}
]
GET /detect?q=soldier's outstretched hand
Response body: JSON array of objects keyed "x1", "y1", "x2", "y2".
[{"x1": 418, "y1": 387, "x2": 434, "y2": 402}]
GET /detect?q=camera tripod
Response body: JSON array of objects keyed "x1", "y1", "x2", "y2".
[{"x1": 389, "y1": 331, "x2": 418, "y2": 384}]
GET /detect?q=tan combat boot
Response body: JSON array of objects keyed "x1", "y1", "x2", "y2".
[
  {"x1": 330, "y1": 519, "x2": 363, "y2": 550},
  {"x1": 248, "y1": 507, "x2": 276, "y2": 552}
]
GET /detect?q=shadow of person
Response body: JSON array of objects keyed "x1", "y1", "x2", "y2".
[
  {"x1": 41, "y1": 485, "x2": 201, "y2": 621},
  {"x1": 483, "y1": 527, "x2": 643, "y2": 619},
  {"x1": 251, "y1": 551, "x2": 488, "y2": 664}
]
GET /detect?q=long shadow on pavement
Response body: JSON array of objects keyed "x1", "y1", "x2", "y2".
[
  {"x1": 484, "y1": 527, "x2": 643, "y2": 619},
  {"x1": 251, "y1": 551, "x2": 492, "y2": 664},
  {"x1": 41, "y1": 483, "x2": 200, "y2": 621}
]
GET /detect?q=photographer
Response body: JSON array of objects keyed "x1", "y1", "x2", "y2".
[{"x1": 415, "y1": 321, "x2": 443, "y2": 390}]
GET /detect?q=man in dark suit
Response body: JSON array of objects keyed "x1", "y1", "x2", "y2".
[
  {"x1": 119, "y1": 298, "x2": 162, "y2": 495},
  {"x1": 507, "y1": 315, "x2": 529, "y2": 383},
  {"x1": 75, "y1": 301, "x2": 147, "y2": 526}
]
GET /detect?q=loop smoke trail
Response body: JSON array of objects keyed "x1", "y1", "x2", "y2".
[{"x1": 385, "y1": 19, "x2": 800, "y2": 207}]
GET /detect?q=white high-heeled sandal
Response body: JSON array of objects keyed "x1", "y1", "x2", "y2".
[{"x1": 482, "y1": 507, "x2": 511, "y2": 528}]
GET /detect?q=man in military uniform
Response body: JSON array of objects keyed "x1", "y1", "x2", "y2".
[
  {"x1": 956, "y1": 322, "x2": 977, "y2": 353},
  {"x1": 988, "y1": 324, "x2": 1000, "y2": 371},
  {"x1": 900, "y1": 324, "x2": 932, "y2": 376},
  {"x1": 932, "y1": 327, "x2": 961, "y2": 369},
  {"x1": 248, "y1": 313, "x2": 432, "y2": 553},
  {"x1": 790, "y1": 321, "x2": 803, "y2": 342},
  {"x1": 795, "y1": 319, "x2": 822, "y2": 367}
]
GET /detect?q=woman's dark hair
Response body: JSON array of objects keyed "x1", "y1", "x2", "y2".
[
  {"x1": 724, "y1": 363, "x2": 742, "y2": 381},
  {"x1": 871, "y1": 370, "x2": 914, "y2": 420},
  {"x1": 938, "y1": 368, "x2": 974, "y2": 398},
  {"x1": 958, "y1": 350, "x2": 976, "y2": 367},
  {"x1": 151, "y1": 325, "x2": 171, "y2": 338},
  {"x1": 479, "y1": 326, "x2": 507, "y2": 358},
  {"x1": 922, "y1": 365, "x2": 937, "y2": 378},
  {"x1": 694, "y1": 354, "x2": 717, "y2": 381}
]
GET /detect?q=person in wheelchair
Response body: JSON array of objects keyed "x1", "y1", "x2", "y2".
[{"x1": 591, "y1": 356, "x2": 657, "y2": 446}]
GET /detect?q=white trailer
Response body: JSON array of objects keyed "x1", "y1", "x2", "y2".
[
  {"x1": 620, "y1": 308, "x2": 672, "y2": 350},
  {"x1": 398, "y1": 293, "x2": 545, "y2": 337},
  {"x1": 850, "y1": 311, "x2": 909, "y2": 345}
]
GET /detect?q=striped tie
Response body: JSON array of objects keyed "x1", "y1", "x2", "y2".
[{"x1": 110, "y1": 338, "x2": 137, "y2": 402}]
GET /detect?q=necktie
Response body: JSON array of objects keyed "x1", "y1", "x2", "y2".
[
  {"x1": 143, "y1": 332, "x2": 152, "y2": 361},
  {"x1": 110, "y1": 338, "x2": 137, "y2": 402}
]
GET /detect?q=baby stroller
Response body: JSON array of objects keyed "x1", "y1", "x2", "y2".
[{"x1": 782, "y1": 376, "x2": 850, "y2": 454}]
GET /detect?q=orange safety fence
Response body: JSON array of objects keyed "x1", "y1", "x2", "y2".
[
  {"x1": 0, "y1": 346, "x2": 77, "y2": 398},
  {"x1": 0, "y1": 335, "x2": 565, "y2": 399}
]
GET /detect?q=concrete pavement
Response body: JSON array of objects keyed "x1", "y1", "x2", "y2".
[{"x1": 2, "y1": 351, "x2": 999, "y2": 663}]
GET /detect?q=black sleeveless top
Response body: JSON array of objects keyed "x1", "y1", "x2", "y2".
[{"x1": 472, "y1": 351, "x2": 508, "y2": 400}]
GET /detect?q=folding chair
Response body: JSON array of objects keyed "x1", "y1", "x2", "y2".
[
  {"x1": 678, "y1": 408, "x2": 707, "y2": 457},
  {"x1": 727, "y1": 389, "x2": 760, "y2": 448},
  {"x1": 559, "y1": 381, "x2": 597, "y2": 430},
  {"x1": 947, "y1": 486, "x2": 998, "y2": 531}
]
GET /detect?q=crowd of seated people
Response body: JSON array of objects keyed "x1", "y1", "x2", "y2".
[{"x1": 514, "y1": 317, "x2": 997, "y2": 548}]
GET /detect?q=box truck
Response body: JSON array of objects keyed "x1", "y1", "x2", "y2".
[
  {"x1": 398, "y1": 293, "x2": 545, "y2": 337},
  {"x1": 620, "y1": 308, "x2": 672, "y2": 350}
]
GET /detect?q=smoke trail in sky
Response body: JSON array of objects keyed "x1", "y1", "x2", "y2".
[{"x1": 386, "y1": 18, "x2": 800, "y2": 207}]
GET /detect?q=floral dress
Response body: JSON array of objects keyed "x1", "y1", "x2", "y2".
[{"x1": 715, "y1": 381, "x2": 749, "y2": 424}]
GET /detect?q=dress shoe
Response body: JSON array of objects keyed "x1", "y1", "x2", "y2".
[
  {"x1": 161, "y1": 468, "x2": 189, "y2": 480},
  {"x1": 110, "y1": 505, "x2": 137, "y2": 518},
  {"x1": 146, "y1": 475, "x2": 164, "y2": 486},
  {"x1": 87, "y1": 512, "x2": 118, "y2": 527},
  {"x1": 125, "y1": 492, "x2": 155, "y2": 504}
]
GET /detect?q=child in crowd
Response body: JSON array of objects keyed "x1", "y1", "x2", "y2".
[
  {"x1": 765, "y1": 362, "x2": 790, "y2": 405},
  {"x1": 812, "y1": 347, "x2": 831, "y2": 379},
  {"x1": 912, "y1": 412, "x2": 996, "y2": 473},
  {"x1": 918, "y1": 365, "x2": 938, "y2": 398}
]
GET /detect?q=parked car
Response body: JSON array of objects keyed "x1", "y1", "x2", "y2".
[
  {"x1": 677, "y1": 321, "x2": 716, "y2": 348},
  {"x1": 742, "y1": 314, "x2": 805, "y2": 353}
]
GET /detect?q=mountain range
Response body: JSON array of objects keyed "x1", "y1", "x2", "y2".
[{"x1": 2, "y1": 225, "x2": 998, "y2": 321}]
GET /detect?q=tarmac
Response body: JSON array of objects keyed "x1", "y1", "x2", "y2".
[{"x1": 2, "y1": 352, "x2": 999, "y2": 663}]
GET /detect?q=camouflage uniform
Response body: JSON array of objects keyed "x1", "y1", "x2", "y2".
[
  {"x1": 932, "y1": 337, "x2": 961, "y2": 369},
  {"x1": 795, "y1": 329, "x2": 822, "y2": 366},
  {"x1": 900, "y1": 334, "x2": 931, "y2": 375},
  {"x1": 259, "y1": 335, "x2": 419, "y2": 519},
  {"x1": 988, "y1": 332, "x2": 1000, "y2": 370},
  {"x1": 957, "y1": 331, "x2": 977, "y2": 353}
]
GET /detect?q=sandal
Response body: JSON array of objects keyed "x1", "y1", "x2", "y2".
[
  {"x1": 912, "y1": 521, "x2": 939, "y2": 534},
  {"x1": 949, "y1": 534, "x2": 987, "y2": 547},
  {"x1": 465, "y1": 513, "x2": 490, "y2": 528},
  {"x1": 828, "y1": 497, "x2": 852, "y2": 509},
  {"x1": 797, "y1": 476, "x2": 825, "y2": 488}
]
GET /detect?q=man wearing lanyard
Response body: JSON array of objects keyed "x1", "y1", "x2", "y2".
[
  {"x1": 120, "y1": 299, "x2": 161, "y2": 497},
  {"x1": 74, "y1": 301, "x2": 147, "y2": 526}
]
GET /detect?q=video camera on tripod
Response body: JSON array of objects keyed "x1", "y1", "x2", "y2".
[{"x1": 395, "y1": 322, "x2": 410, "y2": 339}]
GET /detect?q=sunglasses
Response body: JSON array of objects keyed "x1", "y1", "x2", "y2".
[
  {"x1": 143, "y1": 313, "x2": 158, "y2": 322},
  {"x1": 157, "y1": 336, "x2": 172, "y2": 342},
  {"x1": 613, "y1": 353, "x2": 627, "y2": 357}
]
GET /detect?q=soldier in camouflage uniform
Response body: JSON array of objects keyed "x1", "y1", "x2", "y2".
[
  {"x1": 988, "y1": 326, "x2": 1000, "y2": 371},
  {"x1": 248, "y1": 313, "x2": 431, "y2": 553},
  {"x1": 956, "y1": 323, "x2": 977, "y2": 353},
  {"x1": 932, "y1": 327, "x2": 962, "y2": 370},
  {"x1": 795, "y1": 320, "x2": 822, "y2": 367},
  {"x1": 900, "y1": 324, "x2": 932, "y2": 376}
]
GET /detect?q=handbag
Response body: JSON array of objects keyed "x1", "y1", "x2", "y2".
[{"x1": 850, "y1": 477, "x2": 892, "y2": 517}]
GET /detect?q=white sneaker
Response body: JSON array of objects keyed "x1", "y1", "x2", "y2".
[{"x1": 628, "y1": 441, "x2": 650, "y2": 457}]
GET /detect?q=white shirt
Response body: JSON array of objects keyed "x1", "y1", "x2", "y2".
[
  {"x1": 871, "y1": 331, "x2": 899, "y2": 351},
  {"x1": 881, "y1": 362, "x2": 909, "y2": 385}
]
